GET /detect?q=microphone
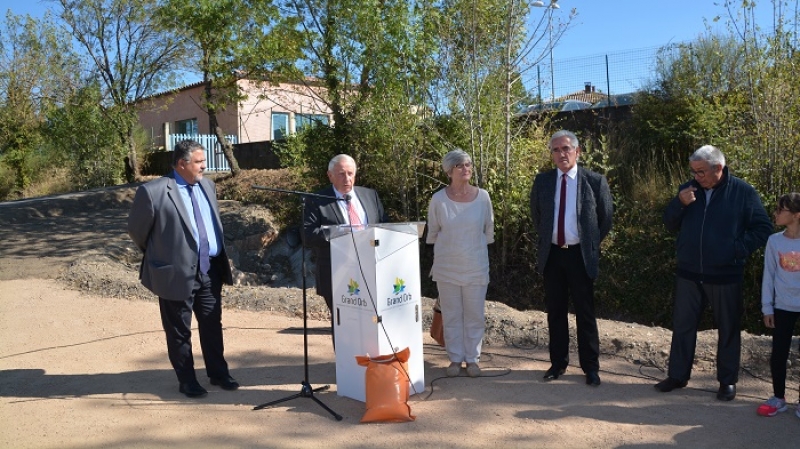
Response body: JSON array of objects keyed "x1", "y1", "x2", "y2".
[{"x1": 342, "y1": 194, "x2": 352, "y2": 202}]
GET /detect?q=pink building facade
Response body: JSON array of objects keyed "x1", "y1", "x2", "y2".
[{"x1": 137, "y1": 79, "x2": 332, "y2": 150}]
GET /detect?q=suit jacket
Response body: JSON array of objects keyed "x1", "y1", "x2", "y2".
[
  {"x1": 303, "y1": 185, "x2": 387, "y2": 301},
  {"x1": 128, "y1": 173, "x2": 233, "y2": 301},
  {"x1": 530, "y1": 166, "x2": 613, "y2": 279}
]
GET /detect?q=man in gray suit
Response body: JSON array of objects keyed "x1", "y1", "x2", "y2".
[
  {"x1": 530, "y1": 130, "x2": 613, "y2": 387},
  {"x1": 303, "y1": 154, "x2": 388, "y2": 346},
  {"x1": 128, "y1": 139, "x2": 238, "y2": 398}
]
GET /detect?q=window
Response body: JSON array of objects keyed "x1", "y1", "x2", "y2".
[
  {"x1": 272, "y1": 112, "x2": 289, "y2": 140},
  {"x1": 296, "y1": 114, "x2": 330, "y2": 133},
  {"x1": 175, "y1": 118, "x2": 198, "y2": 136}
]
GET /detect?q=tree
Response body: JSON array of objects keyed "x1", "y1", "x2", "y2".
[
  {"x1": 159, "y1": 0, "x2": 303, "y2": 177},
  {"x1": 0, "y1": 11, "x2": 82, "y2": 192},
  {"x1": 43, "y1": 84, "x2": 128, "y2": 189},
  {"x1": 56, "y1": 0, "x2": 188, "y2": 181},
  {"x1": 628, "y1": 0, "x2": 798, "y2": 197},
  {"x1": 719, "y1": 0, "x2": 799, "y2": 196},
  {"x1": 432, "y1": 0, "x2": 571, "y2": 271},
  {"x1": 284, "y1": 0, "x2": 439, "y2": 217}
]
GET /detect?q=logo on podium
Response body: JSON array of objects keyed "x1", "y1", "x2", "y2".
[
  {"x1": 339, "y1": 278, "x2": 367, "y2": 308},
  {"x1": 386, "y1": 277, "x2": 413, "y2": 309}
]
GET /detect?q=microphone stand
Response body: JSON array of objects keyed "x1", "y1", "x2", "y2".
[{"x1": 251, "y1": 185, "x2": 343, "y2": 421}]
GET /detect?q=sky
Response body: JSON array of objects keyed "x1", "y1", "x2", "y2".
[
  {"x1": 545, "y1": 0, "x2": 773, "y2": 60},
  {"x1": 1, "y1": 0, "x2": 777, "y2": 98}
]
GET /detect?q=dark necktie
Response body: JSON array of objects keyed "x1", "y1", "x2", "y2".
[
  {"x1": 187, "y1": 184, "x2": 210, "y2": 274},
  {"x1": 557, "y1": 173, "x2": 566, "y2": 247}
]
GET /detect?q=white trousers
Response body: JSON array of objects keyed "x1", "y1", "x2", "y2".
[{"x1": 437, "y1": 282, "x2": 488, "y2": 364}]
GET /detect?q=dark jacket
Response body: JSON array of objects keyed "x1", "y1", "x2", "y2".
[
  {"x1": 530, "y1": 166, "x2": 613, "y2": 280},
  {"x1": 302, "y1": 185, "x2": 387, "y2": 304},
  {"x1": 663, "y1": 166, "x2": 771, "y2": 283}
]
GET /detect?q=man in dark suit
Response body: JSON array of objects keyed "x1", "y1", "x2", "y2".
[
  {"x1": 128, "y1": 139, "x2": 238, "y2": 398},
  {"x1": 303, "y1": 154, "x2": 388, "y2": 345},
  {"x1": 530, "y1": 130, "x2": 613, "y2": 387}
]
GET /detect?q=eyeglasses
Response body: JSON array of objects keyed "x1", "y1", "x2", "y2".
[
  {"x1": 550, "y1": 146, "x2": 576, "y2": 155},
  {"x1": 774, "y1": 207, "x2": 791, "y2": 214},
  {"x1": 690, "y1": 165, "x2": 720, "y2": 177},
  {"x1": 454, "y1": 162, "x2": 473, "y2": 170}
]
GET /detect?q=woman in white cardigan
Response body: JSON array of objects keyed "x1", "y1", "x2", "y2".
[{"x1": 426, "y1": 149, "x2": 494, "y2": 377}]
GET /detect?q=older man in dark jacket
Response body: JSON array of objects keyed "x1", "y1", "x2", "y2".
[
  {"x1": 530, "y1": 130, "x2": 613, "y2": 387},
  {"x1": 656, "y1": 145, "x2": 772, "y2": 401}
]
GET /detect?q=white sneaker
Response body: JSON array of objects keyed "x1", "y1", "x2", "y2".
[{"x1": 446, "y1": 362, "x2": 461, "y2": 377}]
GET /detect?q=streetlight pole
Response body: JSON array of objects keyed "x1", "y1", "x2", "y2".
[{"x1": 533, "y1": 0, "x2": 559, "y2": 102}]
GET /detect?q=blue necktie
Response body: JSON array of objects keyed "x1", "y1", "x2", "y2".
[{"x1": 187, "y1": 184, "x2": 210, "y2": 274}]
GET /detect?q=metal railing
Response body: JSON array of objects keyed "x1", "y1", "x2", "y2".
[{"x1": 168, "y1": 134, "x2": 238, "y2": 172}]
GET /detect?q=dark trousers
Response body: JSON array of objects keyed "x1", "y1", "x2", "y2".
[
  {"x1": 313, "y1": 255, "x2": 335, "y2": 349},
  {"x1": 668, "y1": 277, "x2": 743, "y2": 384},
  {"x1": 159, "y1": 263, "x2": 229, "y2": 384},
  {"x1": 771, "y1": 308, "x2": 800, "y2": 399},
  {"x1": 543, "y1": 245, "x2": 600, "y2": 373}
]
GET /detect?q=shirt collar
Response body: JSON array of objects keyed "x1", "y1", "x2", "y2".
[{"x1": 559, "y1": 165, "x2": 579, "y2": 179}]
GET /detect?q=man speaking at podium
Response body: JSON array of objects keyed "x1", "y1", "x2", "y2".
[{"x1": 303, "y1": 154, "x2": 389, "y2": 347}]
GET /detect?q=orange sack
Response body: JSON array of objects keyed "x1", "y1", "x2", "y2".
[
  {"x1": 430, "y1": 301, "x2": 445, "y2": 347},
  {"x1": 355, "y1": 347, "x2": 416, "y2": 423}
]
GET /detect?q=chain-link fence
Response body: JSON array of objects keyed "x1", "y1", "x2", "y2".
[{"x1": 525, "y1": 43, "x2": 685, "y2": 103}]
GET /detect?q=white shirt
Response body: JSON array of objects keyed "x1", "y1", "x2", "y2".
[
  {"x1": 332, "y1": 187, "x2": 367, "y2": 225},
  {"x1": 552, "y1": 165, "x2": 580, "y2": 246}
]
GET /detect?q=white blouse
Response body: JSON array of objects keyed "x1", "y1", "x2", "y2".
[{"x1": 426, "y1": 188, "x2": 494, "y2": 286}]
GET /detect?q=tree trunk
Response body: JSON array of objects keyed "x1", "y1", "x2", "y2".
[
  {"x1": 212, "y1": 123, "x2": 240, "y2": 176},
  {"x1": 126, "y1": 126, "x2": 141, "y2": 183}
]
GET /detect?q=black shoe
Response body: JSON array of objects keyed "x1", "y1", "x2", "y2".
[
  {"x1": 654, "y1": 377, "x2": 688, "y2": 392},
  {"x1": 716, "y1": 384, "x2": 736, "y2": 401},
  {"x1": 543, "y1": 366, "x2": 566, "y2": 380},
  {"x1": 179, "y1": 380, "x2": 208, "y2": 398},
  {"x1": 209, "y1": 375, "x2": 240, "y2": 391},
  {"x1": 585, "y1": 371, "x2": 601, "y2": 386}
]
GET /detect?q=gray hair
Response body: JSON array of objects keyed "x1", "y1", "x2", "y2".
[
  {"x1": 689, "y1": 145, "x2": 726, "y2": 168},
  {"x1": 328, "y1": 154, "x2": 357, "y2": 172},
  {"x1": 172, "y1": 139, "x2": 204, "y2": 167},
  {"x1": 549, "y1": 130, "x2": 579, "y2": 149},
  {"x1": 442, "y1": 149, "x2": 471, "y2": 174}
]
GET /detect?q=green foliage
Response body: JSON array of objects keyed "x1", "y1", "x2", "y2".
[
  {"x1": 607, "y1": 1, "x2": 799, "y2": 332},
  {"x1": 57, "y1": 0, "x2": 188, "y2": 180},
  {"x1": 593, "y1": 166, "x2": 679, "y2": 325},
  {"x1": 158, "y1": 0, "x2": 304, "y2": 175},
  {"x1": 43, "y1": 85, "x2": 127, "y2": 189},
  {"x1": 0, "y1": 162, "x2": 15, "y2": 199},
  {"x1": 0, "y1": 11, "x2": 80, "y2": 192}
]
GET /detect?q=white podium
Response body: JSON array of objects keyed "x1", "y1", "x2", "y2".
[{"x1": 324, "y1": 222, "x2": 426, "y2": 402}]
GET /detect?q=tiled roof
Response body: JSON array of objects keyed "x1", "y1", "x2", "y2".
[{"x1": 558, "y1": 90, "x2": 607, "y2": 104}]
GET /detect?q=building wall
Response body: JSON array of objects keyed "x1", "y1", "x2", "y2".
[
  {"x1": 136, "y1": 80, "x2": 332, "y2": 149},
  {"x1": 236, "y1": 79, "x2": 332, "y2": 142},
  {"x1": 137, "y1": 84, "x2": 236, "y2": 149}
]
